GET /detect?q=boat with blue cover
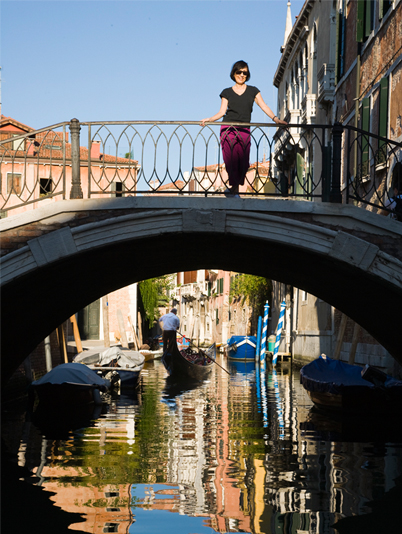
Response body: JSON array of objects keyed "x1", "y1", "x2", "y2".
[
  {"x1": 300, "y1": 355, "x2": 402, "y2": 414},
  {"x1": 31, "y1": 362, "x2": 111, "y2": 407},
  {"x1": 226, "y1": 335, "x2": 257, "y2": 361}
]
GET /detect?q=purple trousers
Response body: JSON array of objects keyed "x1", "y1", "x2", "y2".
[{"x1": 220, "y1": 126, "x2": 251, "y2": 187}]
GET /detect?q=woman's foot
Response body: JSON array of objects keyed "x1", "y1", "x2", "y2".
[{"x1": 224, "y1": 187, "x2": 240, "y2": 198}]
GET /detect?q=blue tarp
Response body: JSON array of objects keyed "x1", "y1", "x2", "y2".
[
  {"x1": 32, "y1": 362, "x2": 109, "y2": 388},
  {"x1": 300, "y1": 355, "x2": 402, "y2": 395}
]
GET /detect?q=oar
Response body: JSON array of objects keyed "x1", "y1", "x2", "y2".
[{"x1": 178, "y1": 332, "x2": 230, "y2": 375}]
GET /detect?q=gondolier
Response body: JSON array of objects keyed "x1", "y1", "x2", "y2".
[{"x1": 160, "y1": 308, "x2": 180, "y2": 352}]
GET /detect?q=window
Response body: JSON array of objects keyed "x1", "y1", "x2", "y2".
[
  {"x1": 379, "y1": 0, "x2": 392, "y2": 20},
  {"x1": 361, "y1": 97, "x2": 371, "y2": 175},
  {"x1": 357, "y1": 0, "x2": 375, "y2": 43},
  {"x1": 378, "y1": 77, "x2": 389, "y2": 140},
  {"x1": 336, "y1": 0, "x2": 346, "y2": 83},
  {"x1": 7, "y1": 173, "x2": 22, "y2": 195},
  {"x1": 40, "y1": 177, "x2": 53, "y2": 196},
  {"x1": 375, "y1": 77, "x2": 389, "y2": 164},
  {"x1": 111, "y1": 181, "x2": 124, "y2": 197},
  {"x1": 216, "y1": 309, "x2": 219, "y2": 325},
  {"x1": 103, "y1": 524, "x2": 119, "y2": 533}
]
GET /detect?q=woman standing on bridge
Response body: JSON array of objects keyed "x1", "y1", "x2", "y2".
[{"x1": 201, "y1": 60, "x2": 287, "y2": 197}]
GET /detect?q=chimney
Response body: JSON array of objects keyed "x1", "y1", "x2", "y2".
[{"x1": 91, "y1": 140, "x2": 101, "y2": 159}]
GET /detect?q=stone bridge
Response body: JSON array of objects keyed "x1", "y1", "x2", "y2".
[{"x1": 1, "y1": 196, "x2": 402, "y2": 383}]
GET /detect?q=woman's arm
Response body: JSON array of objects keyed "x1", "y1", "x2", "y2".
[
  {"x1": 201, "y1": 98, "x2": 228, "y2": 126},
  {"x1": 255, "y1": 93, "x2": 288, "y2": 125}
]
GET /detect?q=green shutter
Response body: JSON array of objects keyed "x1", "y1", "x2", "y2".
[
  {"x1": 356, "y1": 0, "x2": 365, "y2": 42},
  {"x1": 361, "y1": 97, "x2": 370, "y2": 174},
  {"x1": 335, "y1": 8, "x2": 340, "y2": 84},
  {"x1": 322, "y1": 144, "x2": 332, "y2": 202},
  {"x1": 296, "y1": 153, "x2": 304, "y2": 196},
  {"x1": 365, "y1": 0, "x2": 374, "y2": 38},
  {"x1": 379, "y1": 0, "x2": 391, "y2": 20},
  {"x1": 378, "y1": 77, "x2": 389, "y2": 138},
  {"x1": 378, "y1": 77, "x2": 389, "y2": 162}
]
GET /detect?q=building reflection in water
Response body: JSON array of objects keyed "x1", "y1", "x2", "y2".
[{"x1": 9, "y1": 357, "x2": 402, "y2": 533}]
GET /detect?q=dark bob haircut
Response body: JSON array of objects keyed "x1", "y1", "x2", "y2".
[{"x1": 230, "y1": 60, "x2": 250, "y2": 82}]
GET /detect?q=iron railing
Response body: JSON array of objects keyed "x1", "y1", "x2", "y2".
[{"x1": 1, "y1": 120, "x2": 401, "y2": 216}]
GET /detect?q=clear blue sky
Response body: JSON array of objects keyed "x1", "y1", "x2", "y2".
[{"x1": 1, "y1": 1, "x2": 304, "y2": 130}]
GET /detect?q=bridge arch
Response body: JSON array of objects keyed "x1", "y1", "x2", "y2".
[{"x1": 1, "y1": 197, "x2": 401, "y2": 382}]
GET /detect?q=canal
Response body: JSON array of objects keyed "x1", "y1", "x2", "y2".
[{"x1": 2, "y1": 357, "x2": 402, "y2": 533}]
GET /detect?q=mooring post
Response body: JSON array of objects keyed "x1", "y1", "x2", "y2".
[
  {"x1": 330, "y1": 122, "x2": 343, "y2": 203},
  {"x1": 69, "y1": 118, "x2": 83, "y2": 199}
]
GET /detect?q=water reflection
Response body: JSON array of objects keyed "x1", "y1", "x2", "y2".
[{"x1": 2, "y1": 357, "x2": 402, "y2": 533}]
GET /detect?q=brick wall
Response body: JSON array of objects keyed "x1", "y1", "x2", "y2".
[{"x1": 2, "y1": 326, "x2": 67, "y2": 403}]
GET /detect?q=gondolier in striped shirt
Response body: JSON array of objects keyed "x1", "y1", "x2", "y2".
[{"x1": 159, "y1": 308, "x2": 180, "y2": 353}]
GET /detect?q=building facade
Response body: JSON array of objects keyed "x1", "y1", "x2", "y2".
[{"x1": 270, "y1": 0, "x2": 400, "y2": 372}]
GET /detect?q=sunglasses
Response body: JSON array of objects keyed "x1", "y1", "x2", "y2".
[{"x1": 235, "y1": 70, "x2": 248, "y2": 76}]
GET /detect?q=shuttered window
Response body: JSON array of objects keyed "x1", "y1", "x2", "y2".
[
  {"x1": 335, "y1": 0, "x2": 346, "y2": 84},
  {"x1": 378, "y1": 77, "x2": 389, "y2": 163},
  {"x1": 361, "y1": 97, "x2": 370, "y2": 175},
  {"x1": 378, "y1": 77, "x2": 389, "y2": 138},
  {"x1": 379, "y1": 0, "x2": 392, "y2": 20},
  {"x1": 7, "y1": 173, "x2": 22, "y2": 194},
  {"x1": 357, "y1": 0, "x2": 375, "y2": 42}
]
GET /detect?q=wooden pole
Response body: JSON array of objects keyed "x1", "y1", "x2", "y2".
[
  {"x1": 44, "y1": 336, "x2": 52, "y2": 372},
  {"x1": 348, "y1": 323, "x2": 361, "y2": 365},
  {"x1": 137, "y1": 311, "x2": 143, "y2": 347},
  {"x1": 333, "y1": 313, "x2": 348, "y2": 360},
  {"x1": 117, "y1": 309, "x2": 129, "y2": 348},
  {"x1": 102, "y1": 296, "x2": 110, "y2": 348},
  {"x1": 70, "y1": 314, "x2": 83, "y2": 354},
  {"x1": 57, "y1": 324, "x2": 68, "y2": 363},
  {"x1": 128, "y1": 314, "x2": 139, "y2": 351}
]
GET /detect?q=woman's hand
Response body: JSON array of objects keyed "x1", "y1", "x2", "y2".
[
  {"x1": 200, "y1": 98, "x2": 228, "y2": 127},
  {"x1": 274, "y1": 117, "x2": 288, "y2": 125}
]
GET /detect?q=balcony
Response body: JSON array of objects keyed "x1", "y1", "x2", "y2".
[
  {"x1": 317, "y1": 63, "x2": 335, "y2": 105},
  {"x1": 301, "y1": 95, "x2": 317, "y2": 124},
  {"x1": 179, "y1": 282, "x2": 205, "y2": 299}
]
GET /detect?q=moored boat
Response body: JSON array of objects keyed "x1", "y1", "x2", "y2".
[
  {"x1": 162, "y1": 341, "x2": 216, "y2": 381},
  {"x1": 226, "y1": 335, "x2": 257, "y2": 361},
  {"x1": 300, "y1": 355, "x2": 402, "y2": 414},
  {"x1": 74, "y1": 346, "x2": 145, "y2": 390},
  {"x1": 31, "y1": 362, "x2": 111, "y2": 407}
]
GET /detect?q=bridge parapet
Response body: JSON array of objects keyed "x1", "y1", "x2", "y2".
[{"x1": 1, "y1": 120, "x2": 401, "y2": 217}]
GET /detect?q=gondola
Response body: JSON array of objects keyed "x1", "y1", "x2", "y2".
[
  {"x1": 300, "y1": 354, "x2": 402, "y2": 414},
  {"x1": 73, "y1": 345, "x2": 145, "y2": 390},
  {"x1": 162, "y1": 340, "x2": 216, "y2": 381},
  {"x1": 30, "y1": 362, "x2": 111, "y2": 407}
]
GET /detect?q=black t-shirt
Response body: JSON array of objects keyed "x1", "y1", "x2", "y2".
[{"x1": 220, "y1": 85, "x2": 260, "y2": 123}]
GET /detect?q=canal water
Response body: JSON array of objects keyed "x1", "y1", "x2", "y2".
[{"x1": 2, "y1": 357, "x2": 402, "y2": 533}]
